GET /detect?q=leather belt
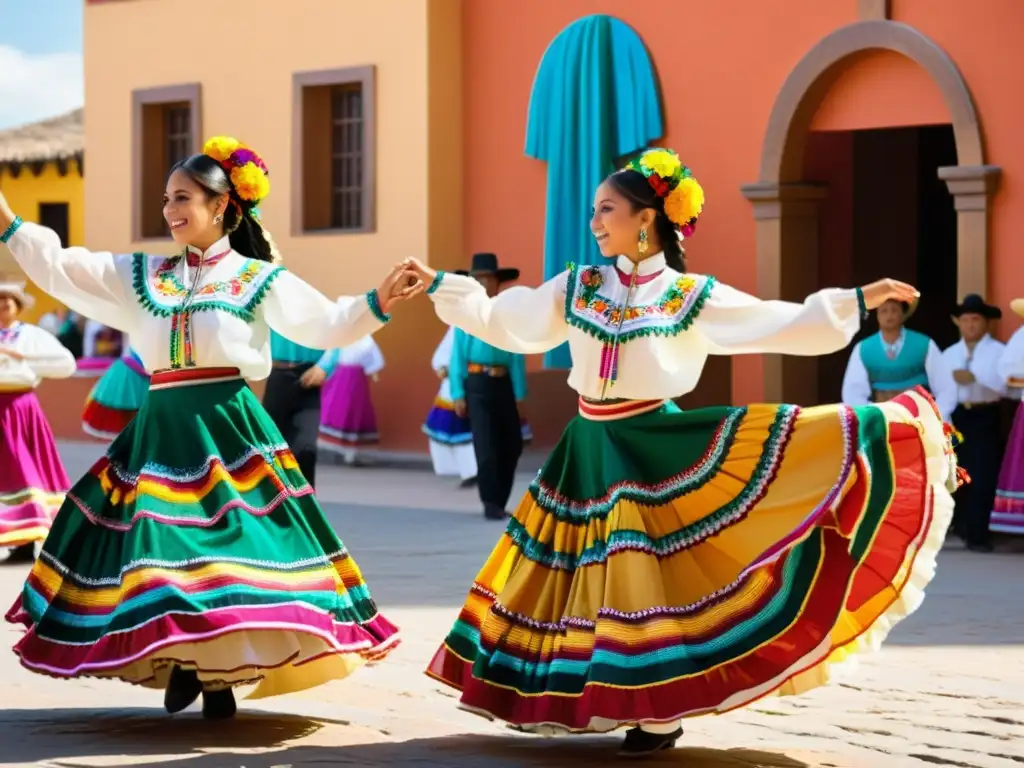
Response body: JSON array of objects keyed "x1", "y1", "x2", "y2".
[
  {"x1": 272, "y1": 361, "x2": 311, "y2": 370},
  {"x1": 959, "y1": 401, "x2": 999, "y2": 410},
  {"x1": 467, "y1": 364, "x2": 508, "y2": 377}
]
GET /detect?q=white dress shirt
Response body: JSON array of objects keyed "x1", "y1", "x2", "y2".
[{"x1": 941, "y1": 334, "x2": 1007, "y2": 406}]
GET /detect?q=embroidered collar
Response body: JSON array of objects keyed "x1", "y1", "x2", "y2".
[
  {"x1": 880, "y1": 328, "x2": 906, "y2": 360},
  {"x1": 185, "y1": 237, "x2": 232, "y2": 268},
  {"x1": 613, "y1": 253, "x2": 666, "y2": 286},
  {"x1": 0, "y1": 321, "x2": 21, "y2": 342}
]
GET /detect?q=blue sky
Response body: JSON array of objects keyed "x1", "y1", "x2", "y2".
[{"x1": 0, "y1": 0, "x2": 84, "y2": 129}]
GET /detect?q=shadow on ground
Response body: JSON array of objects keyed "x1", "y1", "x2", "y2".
[
  {"x1": 0, "y1": 708, "x2": 328, "y2": 764},
  {"x1": 1, "y1": 712, "x2": 826, "y2": 768}
]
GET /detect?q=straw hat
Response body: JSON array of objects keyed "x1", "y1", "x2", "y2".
[{"x1": 0, "y1": 279, "x2": 35, "y2": 311}]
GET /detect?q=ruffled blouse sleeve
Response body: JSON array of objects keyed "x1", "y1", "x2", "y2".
[
  {"x1": 260, "y1": 269, "x2": 387, "y2": 350},
  {"x1": 426, "y1": 270, "x2": 569, "y2": 354},
  {"x1": 5, "y1": 221, "x2": 135, "y2": 330},
  {"x1": 431, "y1": 326, "x2": 455, "y2": 372},
  {"x1": 21, "y1": 324, "x2": 76, "y2": 379},
  {"x1": 997, "y1": 327, "x2": 1024, "y2": 385},
  {"x1": 694, "y1": 280, "x2": 861, "y2": 356}
]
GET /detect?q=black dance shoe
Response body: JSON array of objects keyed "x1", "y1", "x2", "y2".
[
  {"x1": 164, "y1": 665, "x2": 202, "y2": 713},
  {"x1": 617, "y1": 726, "x2": 684, "y2": 758},
  {"x1": 4, "y1": 544, "x2": 36, "y2": 564},
  {"x1": 483, "y1": 503, "x2": 508, "y2": 520},
  {"x1": 201, "y1": 687, "x2": 237, "y2": 719}
]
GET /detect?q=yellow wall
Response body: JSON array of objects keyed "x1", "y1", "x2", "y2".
[
  {"x1": 0, "y1": 160, "x2": 83, "y2": 322},
  {"x1": 84, "y1": 0, "x2": 440, "y2": 293},
  {"x1": 83, "y1": 0, "x2": 464, "y2": 451}
]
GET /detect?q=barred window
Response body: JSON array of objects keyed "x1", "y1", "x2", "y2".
[
  {"x1": 295, "y1": 66, "x2": 375, "y2": 234},
  {"x1": 132, "y1": 84, "x2": 201, "y2": 240}
]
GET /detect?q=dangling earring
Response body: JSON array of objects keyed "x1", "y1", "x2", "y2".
[
  {"x1": 637, "y1": 228, "x2": 649, "y2": 256},
  {"x1": 214, "y1": 214, "x2": 223, "y2": 225}
]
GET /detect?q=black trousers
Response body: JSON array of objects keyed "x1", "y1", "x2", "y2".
[
  {"x1": 465, "y1": 373, "x2": 522, "y2": 514},
  {"x1": 262, "y1": 365, "x2": 322, "y2": 489},
  {"x1": 951, "y1": 403, "x2": 1003, "y2": 546}
]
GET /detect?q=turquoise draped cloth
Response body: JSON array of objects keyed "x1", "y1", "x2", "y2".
[{"x1": 525, "y1": 14, "x2": 663, "y2": 368}]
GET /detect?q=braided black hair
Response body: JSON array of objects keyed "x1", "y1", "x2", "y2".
[
  {"x1": 605, "y1": 168, "x2": 686, "y2": 272},
  {"x1": 171, "y1": 154, "x2": 277, "y2": 263}
]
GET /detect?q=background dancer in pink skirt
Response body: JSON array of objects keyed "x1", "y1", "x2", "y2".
[
  {"x1": 992, "y1": 298, "x2": 1024, "y2": 536},
  {"x1": 318, "y1": 335, "x2": 385, "y2": 464},
  {"x1": 0, "y1": 280, "x2": 76, "y2": 563}
]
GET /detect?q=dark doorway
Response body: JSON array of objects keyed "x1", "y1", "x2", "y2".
[
  {"x1": 807, "y1": 124, "x2": 958, "y2": 405},
  {"x1": 38, "y1": 202, "x2": 70, "y2": 248}
]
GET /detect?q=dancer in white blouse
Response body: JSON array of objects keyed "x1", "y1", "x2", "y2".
[
  {"x1": 992, "y1": 298, "x2": 1024, "y2": 536},
  {"x1": 318, "y1": 334, "x2": 386, "y2": 463},
  {"x1": 0, "y1": 136, "x2": 421, "y2": 719},
  {"x1": 0, "y1": 280, "x2": 75, "y2": 563},
  {"x1": 405, "y1": 148, "x2": 960, "y2": 757}
]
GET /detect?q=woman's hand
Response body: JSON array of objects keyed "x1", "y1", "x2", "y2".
[
  {"x1": 0, "y1": 190, "x2": 15, "y2": 232},
  {"x1": 402, "y1": 257, "x2": 438, "y2": 288},
  {"x1": 860, "y1": 278, "x2": 920, "y2": 310},
  {"x1": 377, "y1": 261, "x2": 425, "y2": 314}
]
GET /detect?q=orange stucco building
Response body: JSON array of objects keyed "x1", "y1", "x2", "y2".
[{"x1": 67, "y1": 0, "x2": 1021, "y2": 452}]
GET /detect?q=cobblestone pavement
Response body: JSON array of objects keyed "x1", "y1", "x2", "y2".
[{"x1": 0, "y1": 443, "x2": 1022, "y2": 767}]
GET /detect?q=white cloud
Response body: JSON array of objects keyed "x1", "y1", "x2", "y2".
[{"x1": 0, "y1": 45, "x2": 83, "y2": 129}]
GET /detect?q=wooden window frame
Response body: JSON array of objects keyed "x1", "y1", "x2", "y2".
[
  {"x1": 131, "y1": 83, "x2": 201, "y2": 242},
  {"x1": 292, "y1": 66, "x2": 376, "y2": 236}
]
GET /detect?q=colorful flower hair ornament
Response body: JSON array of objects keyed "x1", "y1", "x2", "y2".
[
  {"x1": 202, "y1": 136, "x2": 271, "y2": 203},
  {"x1": 624, "y1": 148, "x2": 705, "y2": 236}
]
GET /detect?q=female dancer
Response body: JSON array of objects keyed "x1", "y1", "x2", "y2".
[
  {"x1": 81, "y1": 342, "x2": 150, "y2": 440},
  {"x1": 992, "y1": 298, "x2": 1024, "y2": 535},
  {"x1": 0, "y1": 280, "x2": 75, "y2": 563},
  {"x1": 318, "y1": 334, "x2": 384, "y2": 463},
  {"x1": 407, "y1": 148, "x2": 959, "y2": 757},
  {"x1": 0, "y1": 136, "x2": 420, "y2": 718}
]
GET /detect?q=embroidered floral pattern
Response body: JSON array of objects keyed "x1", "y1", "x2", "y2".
[
  {"x1": 563, "y1": 263, "x2": 716, "y2": 343},
  {"x1": 132, "y1": 254, "x2": 283, "y2": 323},
  {"x1": 0, "y1": 323, "x2": 22, "y2": 344}
]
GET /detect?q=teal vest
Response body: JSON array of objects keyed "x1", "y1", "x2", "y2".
[{"x1": 859, "y1": 330, "x2": 931, "y2": 392}]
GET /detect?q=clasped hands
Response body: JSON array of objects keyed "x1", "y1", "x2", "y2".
[{"x1": 376, "y1": 257, "x2": 438, "y2": 315}]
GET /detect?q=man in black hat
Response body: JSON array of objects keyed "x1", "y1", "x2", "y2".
[
  {"x1": 449, "y1": 253, "x2": 527, "y2": 520},
  {"x1": 941, "y1": 294, "x2": 1007, "y2": 552}
]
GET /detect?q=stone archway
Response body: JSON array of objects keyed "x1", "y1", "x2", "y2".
[{"x1": 741, "y1": 19, "x2": 1000, "y2": 403}]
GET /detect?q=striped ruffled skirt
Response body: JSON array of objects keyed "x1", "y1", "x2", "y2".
[
  {"x1": 7, "y1": 366, "x2": 399, "y2": 697},
  {"x1": 426, "y1": 388, "x2": 958, "y2": 732}
]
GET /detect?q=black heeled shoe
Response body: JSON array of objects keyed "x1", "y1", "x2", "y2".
[
  {"x1": 201, "y1": 687, "x2": 237, "y2": 719},
  {"x1": 164, "y1": 666, "x2": 202, "y2": 714},
  {"x1": 5, "y1": 543, "x2": 36, "y2": 564},
  {"x1": 618, "y1": 726, "x2": 683, "y2": 758}
]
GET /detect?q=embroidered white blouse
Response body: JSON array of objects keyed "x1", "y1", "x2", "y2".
[
  {"x1": 0, "y1": 321, "x2": 76, "y2": 389},
  {"x1": 426, "y1": 252, "x2": 862, "y2": 401},
  {"x1": 4, "y1": 222, "x2": 389, "y2": 381}
]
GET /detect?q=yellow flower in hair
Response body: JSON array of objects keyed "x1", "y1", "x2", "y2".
[
  {"x1": 640, "y1": 149, "x2": 681, "y2": 180},
  {"x1": 230, "y1": 162, "x2": 270, "y2": 202},
  {"x1": 203, "y1": 136, "x2": 242, "y2": 163},
  {"x1": 664, "y1": 177, "x2": 704, "y2": 226}
]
